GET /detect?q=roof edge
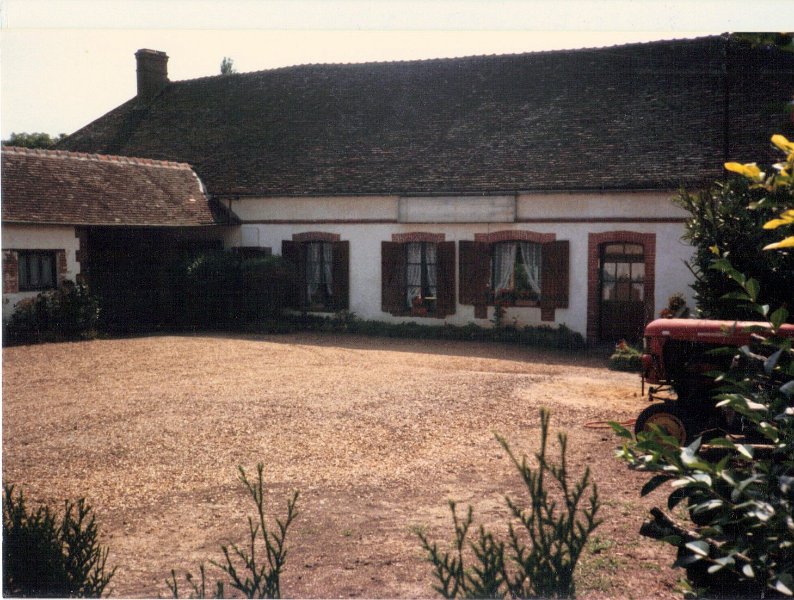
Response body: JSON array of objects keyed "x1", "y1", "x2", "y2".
[{"x1": 1, "y1": 145, "x2": 194, "y2": 171}]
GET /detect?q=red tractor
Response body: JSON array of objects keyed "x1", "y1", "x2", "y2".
[{"x1": 636, "y1": 318, "x2": 794, "y2": 444}]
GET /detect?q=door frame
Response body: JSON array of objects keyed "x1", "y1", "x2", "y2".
[{"x1": 587, "y1": 231, "x2": 655, "y2": 344}]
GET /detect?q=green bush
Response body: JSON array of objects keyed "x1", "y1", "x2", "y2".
[
  {"x1": 418, "y1": 409, "x2": 601, "y2": 598},
  {"x1": 3, "y1": 280, "x2": 100, "y2": 345},
  {"x1": 285, "y1": 312, "x2": 586, "y2": 351},
  {"x1": 613, "y1": 263, "x2": 794, "y2": 598},
  {"x1": 2, "y1": 484, "x2": 115, "y2": 597},
  {"x1": 167, "y1": 464, "x2": 298, "y2": 599},
  {"x1": 608, "y1": 340, "x2": 642, "y2": 372},
  {"x1": 179, "y1": 252, "x2": 295, "y2": 328}
]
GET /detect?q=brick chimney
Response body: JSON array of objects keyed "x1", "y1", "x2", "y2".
[{"x1": 135, "y1": 49, "x2": 169, "y2": 103}]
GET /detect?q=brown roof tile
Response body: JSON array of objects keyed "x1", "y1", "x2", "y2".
[
  {"x1": 60, "y1": 36, "x2": 794, "y2": 196},
  {"x1": 1, "y1": 146, "x2": 231, "y2": 226}
]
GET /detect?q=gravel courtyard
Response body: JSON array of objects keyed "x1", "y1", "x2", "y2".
[{"x1": 3, "y1": 333, "x2": 680, "y2": 598}]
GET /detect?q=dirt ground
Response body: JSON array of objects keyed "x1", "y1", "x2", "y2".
[{"x1": 3, "y1": 333, "x2": 683, "y2": 598}]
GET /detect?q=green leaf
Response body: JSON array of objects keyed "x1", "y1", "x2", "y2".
[
  {"x1": 745, "y1": 278, "x2": 760, "y2": 301},
  {"x1": 641, "y1": 474, "x2": 670, "y2": 496},
  {"x1": 771, "y1": 307, "x2": 789, "y2": 329},
  {"x1": 608, "y1": 421, "x2": 633, "y2": 439},
  {"x1": 685, "y1": 540, "x2": 709, "y2": 558},
  {"x1": 707, "y1": 556, "x2": 734, "y2": 573},
  {"x1": 765, "y1": 348, "x2": 784, "y2": 374},
  {"x1": 774, "y1": 574, "x2": 793, "y2": 596},
  {"x1": 720, "y1": 291, "x2": 752, "y2": 301}
]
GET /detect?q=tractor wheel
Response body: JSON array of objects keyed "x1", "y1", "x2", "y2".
[{"x1": 634, "y1": 402, "x2": 696, "y2": 445}]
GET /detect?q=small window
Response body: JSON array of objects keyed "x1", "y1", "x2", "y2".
[
  {"x1": 491, "y1": 241, "x2": 542, "y2": 304},
  {"x1": 18, "y1": 250, "x2": 57, "y2": 291},
  {"x1": 406, "y1": 242, "x2": 437, "y2": 313}
]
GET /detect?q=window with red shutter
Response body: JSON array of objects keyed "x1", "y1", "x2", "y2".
[
  {"x1": 459, "y1": 238, "x2": 569, "y2": 321},
  {"x1": 381, "y1": 240, "x2": 456, "y2": 318},
  {"x1": 283, "y1": 239, "x2": 348, "y2": 311}
]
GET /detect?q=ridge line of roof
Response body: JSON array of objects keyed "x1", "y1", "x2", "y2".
[
  {"x1": 1, "y1": 145, "x2": 194, "y2": 171},
  {"x1": 169, "y1": 34, "x2": 727, "y2": 86}
]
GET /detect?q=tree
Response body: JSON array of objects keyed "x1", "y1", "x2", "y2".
[
  {"x1": 675, "y1": 177, "x2": 794, "y2": 320},
  {"x1": 613, "y1": 134, "x2": 794, "y2": 598},
  {"x1": 2, "y1": 132, "x2": 66, "y2": 148},
  {"x1": 220, "y1": 57, "x2": 237, "y2": 75}
]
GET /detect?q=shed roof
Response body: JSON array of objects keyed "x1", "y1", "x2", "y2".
[
  {"x1": 1, "y1": 146, "x2": 231, "y2": 226},
  {"x1": 60, "y1": 36, "x2": 794, "y2": 197}
]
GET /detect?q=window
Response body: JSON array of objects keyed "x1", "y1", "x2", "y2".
[
  {"x1": 600, "y1": 243, "x2": 645, "y2": 302},
  {"x1": 281, "y1": 239, "x2": 349, "y2": 311},
  {"x1": 18, "y1": 250, "x2": 57, "y2": 291},
  {"x1": 381, "y1": 240, "x2": 456, "y2": 318},
  {"x1": 491, "y1": 241, "x2": 542, "y2": 304},
  {"x1": 459, "y1": 238, "x2": 569, "y2": 321},
  {"x1": 406, "y1": 242, "x2": 437, "y2": 313},
  {"x1": 306, "y1": 241, "x2": 333, "y2": 309}
]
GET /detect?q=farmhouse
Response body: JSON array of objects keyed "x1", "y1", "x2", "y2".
[{"x1": 4, "y1": 35, "x2": 793, "y2": 342}]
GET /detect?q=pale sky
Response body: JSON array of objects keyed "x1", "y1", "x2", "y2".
[{"x1": 1, "y1": 0, "x2": 792, "y2": 140}]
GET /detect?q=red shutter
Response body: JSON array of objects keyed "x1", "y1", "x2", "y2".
[
  {"x1": 3, "y1": 251, "x2": 19, "y2": 294},
  {"x1": 331, "y1": 240, "x2": 350, "y2": 311},
  {"x1": 281, "y1": 240, "x2": 306, "y2": 309},
  {"x1": 540, "y1": 240, "x2": 569, "y2": 321},
  {"x1": 381, "y1": 241, "x2": 406, "y2": 315},
  {"x1": 459, "y1": 241, "x2": 491, "y2": 307},
  {"x1": 435, "y1": 241, "x2": 456, "y2": 317}
]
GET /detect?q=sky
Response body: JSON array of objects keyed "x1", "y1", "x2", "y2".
[{"x1": 1, "y1": 0, "x2": 793, "y2": 140}]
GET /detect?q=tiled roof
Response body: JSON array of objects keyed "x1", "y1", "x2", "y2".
[
  {"x1": 60, "y1": 36, "x2": 794, "y2": 196},
  {"x1": 1, "y1": 146, "x2": 232, "y2": 226}
]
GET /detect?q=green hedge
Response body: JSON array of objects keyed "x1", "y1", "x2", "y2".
[{"x1": 3, "y1": 281, "x2": 100, "y2": 346}]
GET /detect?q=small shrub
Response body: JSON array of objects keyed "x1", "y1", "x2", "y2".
[
  {"x1": 2, "y1": 484, "x2": 115, "y2": 597},
  {"x1": 608, "y1": 340, "x2": 642, "y2": 372},
  {"x1": 418, "y1": 409, "x2": 601, "y2": 598},
  {"x1": 167, "y1": 464, "x2": 298, "y2": 599},
  {"x1": 3, "y1": 280, "x2": 100, "y2": 345}
]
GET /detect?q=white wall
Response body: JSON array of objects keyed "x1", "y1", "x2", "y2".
[
  {"x1": 227, "y1": 192, "x2": 696, "y2": 338},
  {"x1": 2, "y1": 224, "x2": 80, "y2": 319}
]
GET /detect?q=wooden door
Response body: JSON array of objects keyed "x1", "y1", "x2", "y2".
[{"x1": 599, "y1": 242, "x2": 646, "y2": 342}]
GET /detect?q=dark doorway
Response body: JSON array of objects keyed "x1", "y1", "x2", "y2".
[{"x1": 83, "y1": 227, "x2": 221, "y2": 333}]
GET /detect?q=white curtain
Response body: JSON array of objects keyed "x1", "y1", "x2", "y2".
[
  {"x1": 425, "y1": 243, "x2": 437, "y2": 296},
  {"x1": 493, "y1": 242, "x2": 516, "y2": 293},
  {"x1": 322, "y1": 242, "x2": 333, "y2": 296},
  {"x1": 406, "y1": 242, "x2": 422, "y2": 305},
  {"x1": 519, "y1": 242, "x2": 542, "y2": 295}
]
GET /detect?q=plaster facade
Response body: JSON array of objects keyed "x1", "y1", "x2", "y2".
[{"x1": 226, "y1": 192, "x2": 695, "y2": 340}]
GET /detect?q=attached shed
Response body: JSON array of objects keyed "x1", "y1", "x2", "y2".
[{"x1": 1, "y1": 146, "x2": 237, "y2": 328}]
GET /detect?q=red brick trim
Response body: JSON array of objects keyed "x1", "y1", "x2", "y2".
[
  {"x1": 3, "y1": 251, "x2": 19, "y2": 293},
  {"x1": 391, "y1": 232, "x2": 446, "y2": 243},
  {"x1": 474, "y1": 230, "x2": 556, "y2": 243},
  {"x1": 587, "y1": 231, "x2": 656, "y2": 344},
  {"x1": 291, "y1": 231, "x2": 341, "y2": 242}
]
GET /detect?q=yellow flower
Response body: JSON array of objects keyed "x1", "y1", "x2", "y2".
[
  {"x1": 763, "y1": 236, "x2": 794, "y2": 250},
  {"x1": 724, "y1": 161, "x2": 764, "y2": 181},
  {"x1": 763, "y1": 209, "x2": 794, "y2": 230},
  {"x1": 709, "y1": 244, "x2": 721, "y2": 256},
  {"x1": 771, "y1": 134, "x2": 794, "y2": 154}
]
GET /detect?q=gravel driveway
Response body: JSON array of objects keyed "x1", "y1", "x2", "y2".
[{"x1": 3, "y1": 333, "x2": 680, "y2": 598}]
